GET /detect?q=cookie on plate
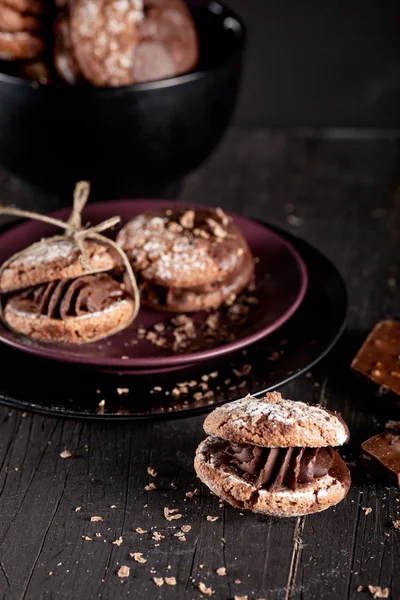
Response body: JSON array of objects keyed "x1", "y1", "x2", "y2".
[
  {"x1": 117, "y1": 206, "x2": 255, "y2": 312},
  {"x1": 0, "y1": 239, "x2": 136, "y2": 344},
  {"x1": 0, "y1": 30, "x2": 44, "y2": 60},
  {"x1": 194, "y1": 392, "x2": 351, "y2": 517},
  {"x1": 0, "y1": 3, "x2": 41, "y2": 33}
]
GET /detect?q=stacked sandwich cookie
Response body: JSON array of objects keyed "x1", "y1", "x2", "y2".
[
  {"x1": 195, "y1": 392, "x2": 351, "y2": 517},
  {"x1": 117, "y1": 206, "x2": 255, "y2": 312},
  {"x1": 0, "y1": 238, "x2": 136, "y2": 344},
  {"x1": 0, "y1": 0, "x2": 45, "y2": 61}
]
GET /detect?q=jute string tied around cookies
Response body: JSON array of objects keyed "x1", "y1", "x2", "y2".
[{"x1": 0, "y1": 181, "x2": 140, "y2": 321}]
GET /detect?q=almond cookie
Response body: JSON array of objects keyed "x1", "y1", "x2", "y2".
[
  {"x1": 117, "y1": 206, "x2": 254, "y2": 312},
  {"x1": 2, "y1": 0, "x2": 44, "y2": 15},
  {"x1": 68, "y1": 0, "x2": 198, "y2": 87},
  {"x1": 194, "y1": 392, "x2": 351, "y2": 517},
  {"x1": 4, "y1": 273, "x2": 135, "y2": 344},
  {"x1": 0, "y1": 30, "x2": 44, "y2": 59},
  {"x1": 0, "y1": 3, "x2": 41, "y2": 33}
]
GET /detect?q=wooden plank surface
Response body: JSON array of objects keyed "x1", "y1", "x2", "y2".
[{"x1": 0, "y1": 130, "x2": 399, "y2": 599}]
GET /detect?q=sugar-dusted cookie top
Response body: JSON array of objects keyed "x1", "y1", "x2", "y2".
[
  {"x1": 203, "y1": 391, "x2": 350, "y2": 448},
  {"x1": 0, "y1": 239, "x2": 120, "y2": 293},
  {"x1": 117, "y1": 206, "x2": 253, "y2": 289}
]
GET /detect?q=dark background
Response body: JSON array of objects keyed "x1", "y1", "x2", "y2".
[{"x1": 229, "y1": 0, "x2": 400, "y2": 128}]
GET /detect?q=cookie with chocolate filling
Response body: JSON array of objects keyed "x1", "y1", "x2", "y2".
[
  {"x1": 117, "y1": 207, "x2": 255, "y2": 312},
  {"x1": 194, "y1": 391, "x2": 351, "y2": 517},
  {"x1": 0, "y1": 239, "x2": 136, "y2": 344}
]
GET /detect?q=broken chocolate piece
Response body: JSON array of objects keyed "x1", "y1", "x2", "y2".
[
  {"x1": 361, "y1": 431, "x2": 400, "y2": 486},
  {"x1": 352, "y1": 321, "x2": 400, "y2": 396}
]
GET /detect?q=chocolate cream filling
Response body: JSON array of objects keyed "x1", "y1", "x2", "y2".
[
  {"x1": 223, "y1": 441, "x2": 335, "y2": 491},
  {"x1": 10, "y1": 273, "x2": 125, "y2": 319},
  {"x1": 139, "y1": 250, "x2": 255, "y2": 310}
]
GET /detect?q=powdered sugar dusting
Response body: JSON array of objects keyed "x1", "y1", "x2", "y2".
[{"x1": 12, "y1": 240, "x2": 79, "y2": 267}]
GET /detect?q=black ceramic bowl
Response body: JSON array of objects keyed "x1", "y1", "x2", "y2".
[{"x1": 0, "y1": 1, "x2": 244, "y2": 198}]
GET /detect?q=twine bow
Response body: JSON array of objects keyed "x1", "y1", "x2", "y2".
[{"x1": 0, "y1": 181, "x2": 140, "y2": 322}]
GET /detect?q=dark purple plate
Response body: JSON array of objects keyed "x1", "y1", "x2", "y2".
[{"x1": 0, "y1": 200, "x2": 308, "y2": 371}]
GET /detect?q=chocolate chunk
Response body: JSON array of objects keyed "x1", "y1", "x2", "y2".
[
  {"x1": 361, "y1": 431, "x2": 400, "y2": 486},
  {"x1": 352, "y1": 320, "x2": 400, "y2": 396}
]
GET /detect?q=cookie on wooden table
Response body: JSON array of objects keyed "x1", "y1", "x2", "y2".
[
  {"x1": 0, "y1": 239, "x2": 135, "y2": 344},
  {"x1": 117, "y1": 206, "x2": 254, "y2": 312},
  {"x1": 194, "y1": 392, "x2": 351, "y2": 517}
]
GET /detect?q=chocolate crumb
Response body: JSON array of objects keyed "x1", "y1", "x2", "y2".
[
  {"x1": 198, "y1": 581, "x2": 214, "y2": 596},
  {"x1": 153, "y1": 577, "x2": 164, "y2": 586},
  {"x1": 367, "y1": 585, "x2": 389, "y2": 598},
  {"x1": 60, "y1": 450, "x2": 72, "y2": 459},
  {"x1": 116, "y1": 388, "x2": 129, "y2": 395},
  {"x1": 130, "y1": 552, "x2": 146, "y2": 563},
  {"x1": 90, "y1": 516, "x2": 103, "y2": 522},
  {"x1": 186, "y1": 489, "x2": 199, "y2": 498},
  {"x1": 216, "y1": 567, "x2": 226, "y2": 576},
  {"x1": 164, "y1": 507, "x2": 182, "y2": 521},
  {"x1": 362, "y1": 507, "x2": 373, "y2": 516},
  {"x1": 117, "y1": 565, "x2": 130, "y2": 578},
  {"x1": 112, "y1": 536, "x2": 123, "y2": 546}
]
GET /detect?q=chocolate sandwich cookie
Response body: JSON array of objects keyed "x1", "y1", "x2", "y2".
[
  {"x1": 0, "y1": 238, "x2": 135, "y2": 344},
  {"x1": 64, "y1": 0, "x2": 198, "y2": 87},
  {"x1": 4, "y1": 273, "x2": 134, "y2": 344},
  {"x1": 194, "y1": 392, "x2": 351, "y2": 517},
  {"x1": 0, "y1": 30, "x2": 44, "y2": 59},
  {"x1": 117, "y1": 207, "x2": 255, "y2": 312}
]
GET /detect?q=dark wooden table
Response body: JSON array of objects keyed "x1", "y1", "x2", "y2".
[{"x1": 0, "y1": 129, "x2": 399, "y2": 600}]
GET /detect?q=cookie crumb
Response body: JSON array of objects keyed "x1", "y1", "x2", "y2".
[
  {"x1": 362, "y1": 507, "x2": 373, "y2": 516},
  {"x1": 357, "y1": 586, "x2": 364, "y2": 592},
  {"x1": 116, "y1": 388, "x2": 129, "y2": 395},
  {"x1": 117, "y1": 566, "x2": 130, "y2": 578},
  {"x1": 234, "y1": 596, "x2": 248, "y2": 600},
  {"x1": 164, "y1": 507, "x2": 183, "y2": 521},
  {"x1": 233, "y1": 364, "x2": 252, "y2": 377},
  {"x1": 60, "y1": 450, "x2": 72, "y2": 459},
  {"x1": 130, "y1": 552, "x2": 146, "y2": 563},
  {"x1": 234, "y1": 579, "x2": 241, "y2": 584},
  {"x1": 392, "y1": 520, "x2": 400, "y2": 529},
  {"x1": 110, "y1": 505, "x2": 117, "y2": 509},
  {"x1": 90, "y1": 516, "x2": 103, "y2": 522},
  {"x1": 216, "y1": 567, "x2": 226, "y2": 576},
  {"x1": 147, "y1": 467, "x2": 157, "y2": 477},
  {"x1": 153, "y1": 577, "x2": 164, "y2": 586},
  {"x1": 198, "y1": 582, "x2": 214, "y2": 596},
  {"x1": 136, "y1": 527, "x2": 147, "y2": 534},
  {"x1": 75, "y1": 507, "x2": 81, "y2": 512},
  {"x1": 144, "y1": 483, "x2": 156, "y2": 491},
  {"x1": 165, "y1": 577, "x2": 177, "y2": 586},
  {"x1": 95, "y1": 533, "x2": 102, "y2": 537},
  {"x1": 112, "y1": 536, "x2": 123, "y2": 546},
  {"x1": 186, "y1": 489, "x2": 199, "y2": 498},
  {"x1": 206, "y1": 516, "x2": 219, "y2": 522},
  {"x1": 367, "y1": 585, "x2": 389, "y2": 598},
  {"x1": 152, "y1": 532, "x2": 164, "y2": 541},
  {"x1": 82, "y1": 536, "x2": 92, "y2": 541},
  {"x1": 181, "y1": 525, "x2": 191, "y2": 533}
]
